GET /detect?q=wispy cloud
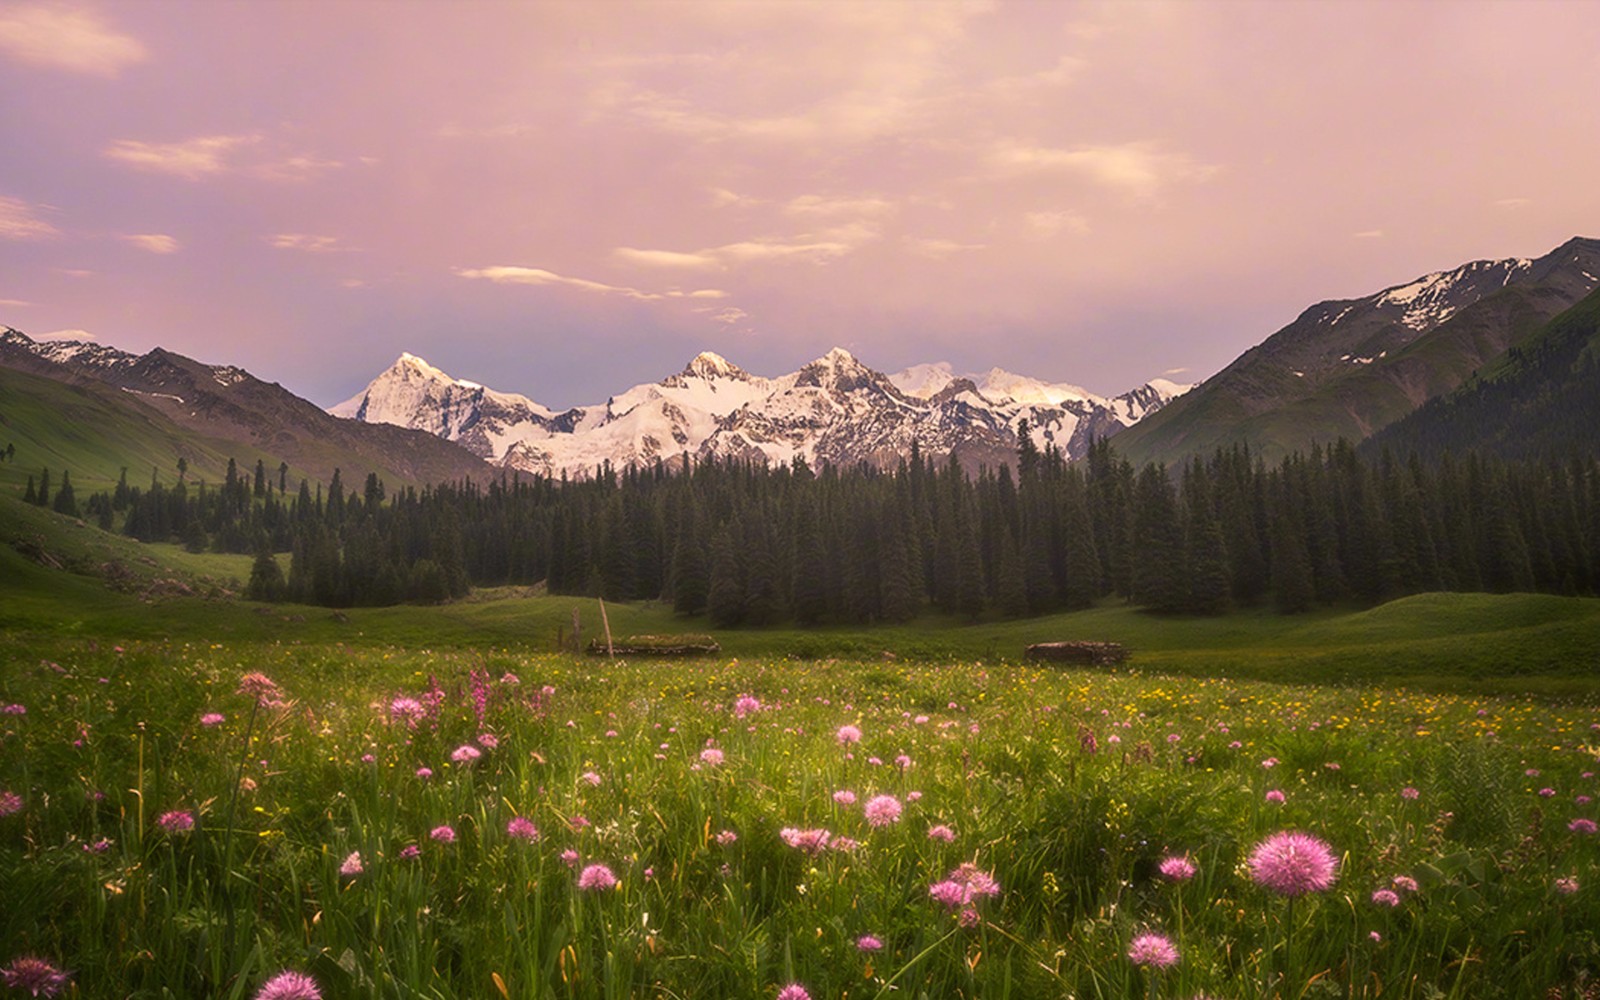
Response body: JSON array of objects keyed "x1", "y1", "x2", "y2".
[
  {"x1": 1024, "y1": 210, "x2": 1090, "y2": 238},
  {"x1": 1352, "y1": 229, "x2": 1385, "y2": 239},
  {"x1": 0, "y1": 298, "x2": 32, "y2": 307},
  {"x1": 904, "y1": 236, "x2": 985, "y2": 259},
  {"x1": 783, "y1": 194, "x2": 895, "y2": 218},
  {"x1": 121, "y1": 233, "x2": 179, "y2": 254},
  {"x1": 37, "y1": 328, "x2": 95, "y2": 341},
  {"x1": 455, "y1": 265, "x2": 726, "y2": 302},
  {"x1": 105, "y1": 134, "x2": 341, "y2": 181},
  {"x1": 0, "y1": 196, "x2": 59, "y2": 240},
  {"x1": 271, "y1": 233, "x2": 349, "y2": 253},
  {"x1": 1494, "y1": 197, "x2": 1532, "y2": 210},
  {"x1": 616, "y1": 222, "x2": 881, "y2": 272},
  {"x1": 105, "y1": 134, "x2": 260, "y2": 179},
  {"x1": 986, "y1": 141, "x2": 1214, "y2": 197},
  {"x1": 0, "y1": 5, "x2": 146, "y2": 76}
]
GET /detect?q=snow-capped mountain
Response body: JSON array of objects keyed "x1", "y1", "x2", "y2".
[{"x1": 331, "y1": 347, "x2": 1190, "y2": 477}]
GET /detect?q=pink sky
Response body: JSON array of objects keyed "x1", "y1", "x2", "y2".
[{"x1": 2, "y1": 0, "x2": 1597, "y2": 407}]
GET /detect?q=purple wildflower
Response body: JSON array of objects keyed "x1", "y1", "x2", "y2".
[
  {"x1": 238, "y1": 672, "x2": 282, "y2": 707},
  {"x1": 339, "y1": 851, "x2": 364, "y2": 877},
  {"x1": 1371, "y1": 889, "x2": 1400, "y2": 907},
  {"x1": 430, "y1": 825, "x2": 456, "y2": 843},
  {"x1": 577, "y1": 863, "x2": 617, "y2": 892},
  {"x1": 450, "y1": 744, "x2": 481, "y2": 764},
  {"x1": 716, "y1": 829, "x2": 738, "y2": 845},
  {"x1": 415, "y1": 766, "x2": 433, "y2": 780},
  {"x1": 0, "y1": 791, "x2": 22, "y2": 818},
  {"x1": 1392, "y1": 875, "x2": 1419, "y2": 893},
  {"x1": 560, "y1": 849, "x2": 580, "y2": 867},
  {"x1": 927, "y1": 824, "x2": 956, "y2": 842},
  {"x1": 1158, "y1": 855, "x2": 1197, "y2": 882},
  {"x1": 399, "y1": 844, "x2": 420, "y2": 860},
  {"x1": 833, "y1": 789, "x2": 857, "y2": 806},
  {"x1": 1569, "y1": 818, "x2": 1598, "y2": 834},
  {"x1": 700, "y1": 747, "x2": 725, "y2": 766},
  {"x1": 506, "y1": 816, "x2": 540, "y2": 842},
  {"x1": 253, "y1": 970, "x2": 322, "y2": 1000},
  {"x1": 200, "y1": 712, "x2": 225, "y2": 727},
  {"x1": 0, "y1": 957, "x2": 70, "y2": 997},
  {"x1": 1247, "y1": 831, "x2": 1339, "y2": 897},
  {"x1": 1264, "y1": 789, "x2": 1286, "y2": 804},
  {"x1": 1556, "y1": 876, "x2": 1580, "y2": 895},
  {"x1": 1127, "y1": 932, "x2": 1180, "y2": 969},
  {"x1": 157, "y1": 810, "x2": 194, "y2": 834},
  {"x1": 1400, "y1": 786, "x2": 1420, "y2": 800},
  {"x1": 779, "y1": 827, "x2": 832, "y2": 855},
  {"x1": 776, "y1": 984, "x2": 811, "y2": 1000},
  {"x1": 389, "y1": 696, "x2": 425, "y2": 728},
  {"x1": 856, "y1": 934, "x2": 883, "y2": 952},
  {"x1": 836, "y1": 724, "x2": 862, "y2": 745},
  {"x1": 734, "y1": 695, "x2": 761, "y2": 719},
  {"x1": 863, "y1": 794, "x2": 902, "y2": 827}
]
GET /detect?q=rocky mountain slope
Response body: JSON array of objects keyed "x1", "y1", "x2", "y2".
[
  {"x1": 332, "y1": 348, "x2": 1190, "y2": 477},
  {"x1": 1112, "y1": 236, "x2": 1600, "y2": 466},
  {"x1": 0, "y1": 328, "x2": 492, "y2": 488}
]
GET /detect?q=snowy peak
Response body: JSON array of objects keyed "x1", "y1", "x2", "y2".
[{"x1": 332, "y1": 347, "x2": 1188, "y2": 478}]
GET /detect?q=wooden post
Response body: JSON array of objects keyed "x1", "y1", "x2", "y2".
[
  {"x1": 598, "y1": 597, "x2": 615, "y2": 658},
  {"x1": 571, "y1": 607, "x2": 582, "y2": 655}
]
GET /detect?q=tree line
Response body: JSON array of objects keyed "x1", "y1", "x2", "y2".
[{"x1": 31, "y1": 428, "x2": 1600, "y2": 620}]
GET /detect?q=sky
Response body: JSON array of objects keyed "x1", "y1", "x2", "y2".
[{"x1": 1, "y1": 0, "x2": 1598, "y2": 409}]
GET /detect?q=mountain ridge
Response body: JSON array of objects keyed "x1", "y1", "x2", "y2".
[{"x1": 332, "y1": 347, "x2": 1191, "y2": 477}]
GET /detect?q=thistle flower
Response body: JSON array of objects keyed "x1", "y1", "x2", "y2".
[
  {"x1": 776, "y1": 984, "x2": 811, "y2": 1000},
  {"x1": 253, "y1": 970, "x2": 322, "y2": 1000},
  {"x1": 506, "y1": 816, "x2": 540, "y2": 842},
  {"x1": 863, "y1": 794, "x2": 902, "y2": 827},
  {"x1": 157, "y1": 810, "x2": 194, "y2": 834},
  {"x1": 430, "y1": 825, "x2": 456, "y2": 843},
  {"x1": 450, "y1": 744, "x2": 481, "y2": 764},
  {"x1": 339, "y1": 851, "x2": 363, "y2": 877},
  {"x1": 388, "y1": 696, "x2": 425, "y2": 728},
  {"x1": 856, "y1": 934, "x2": 883, "y2": 952},
  {"x1": 927, "y1": 824, "x2": 956, "y2": 842},
  {"x1": 1370, "y1": 888, "x2": 1400, "y2": 907},
  {"x1": 836, "y1": 724, "x2": 862, "y2": 745},
  {"x1": 1247, "y1": 830, "x2": 1339, "y2": 897},
  {"x1": 1159, "y1": 854, "x2": 1197, "y2": 882},
  {"x1": 577, "y1": 863, "x2": 617, "y2": 891},
  {"x1": 0, "y1": 956, "x2": 71, "y2": 997},
  {"x1": 1127, "y1": 932, "x2": 1180, "y2": 969}
]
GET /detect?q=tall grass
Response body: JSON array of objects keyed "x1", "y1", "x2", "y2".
[{"x1": 2, "y1": 641, "x2": 1598, "y2": 997}]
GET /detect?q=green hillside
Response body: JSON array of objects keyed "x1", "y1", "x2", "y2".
[{"x1": 1366, "y1": 285, "x2": 1600, "y2": 461}]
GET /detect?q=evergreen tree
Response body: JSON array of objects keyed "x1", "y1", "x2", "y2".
[
  {"x1": 994, "y1": 529, "x2": 1030, "y2": 618},
  {"x1": 36, "y1": 468, "x2": 50, "y2": 507},
  {"x1": 247, "y1": 550, "x2": 286, "y2": 602},
  {"x1": 23, "y1": 474, "x2": 35, "y2": 505},
  {"x1": 706, "y1": 532, "x2": 746, "y2": 627},
  {"x1": 669, "y1": 505, "x2": 710, "y2": 615},
  {"x1": 1130, "y1": 466, "x2": 1185, "y2": 612},
  {"x1": 51, "y1": 469, "x2": 79, "y2": 518},
  {"x1": 790, "y1": 494, "x2": 829, "y2": 625}
]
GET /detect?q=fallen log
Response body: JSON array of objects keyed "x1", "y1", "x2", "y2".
[{"x1": 1024, "y1": 641, "x2": 1129, "y2": 666}]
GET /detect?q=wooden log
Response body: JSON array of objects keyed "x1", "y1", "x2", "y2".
[{"x1": 1024, "y1": 641, "x2": 1129, "y2": 666}]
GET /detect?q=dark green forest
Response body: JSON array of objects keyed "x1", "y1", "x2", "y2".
[{"x1": 21, "y1": 430, "x2": 1600, "y2": 621}]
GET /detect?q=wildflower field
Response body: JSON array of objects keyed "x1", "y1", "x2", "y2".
[{"x1": 3, "y1": 638, "x2": 1599, "y2": 999}]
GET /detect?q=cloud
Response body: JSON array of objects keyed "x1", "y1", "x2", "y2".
[
  {"x1": 0, "y1": 298, "x2": 32, "y2": 307},
  {"x1": 784, "y1": 194, "x2": 895, "y2": 218},
  {"x1": 1024, "y1": 210, "x2": 1091, "y2": 238},
  {"x1": 904, "y1": 237, "x2": 985, "y2": 259},
  {"x1": 252, "y1": 154, "x2": 344, "y2": 182},
  {"x1": 709, "y1": 307, "x2": 750, "y2": 325},
  {"x1": 1494, "y1": 197, "x2": 1532, "y2": 210},
  {"x1": 36, "y1": 328, "x2": 95, "y2": 341},
  {"x1": 0, "y1": 196, "x2": 59, "y2": 240},
  {"x1": 105, "y1": 134, "x2": 260, "y2": 179},
  {"x1": 986, "y1": 141, "x2": 1214, "y2": 197},
  {"x1": 1352, "y1": 229, "x2": 1385, "y2": 239},
  {"x1": 455, "y1": 265, "x2": 727, "y2": 302},
  {"x1": 121, "y1": 233, "x2": 179, "y2": 254},
  {"x1": 617, "y1": 222, "x2": 881, "y2": 271},
  {"x1": 1162, "y1": 367, "x2": 1190, "y2": 376},
  {"x1": 271, "y1": 233, "x2": 348, "y2": 253},
  {"x1": 612, "y1": 247, "x2": 716, "y2": 270},
  {"x1": 0, "y1": 5, "x2": 146, "y2": 76}
]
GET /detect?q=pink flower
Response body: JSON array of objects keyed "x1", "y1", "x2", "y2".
[
  {"x1": 780, "y1": 827, "x2": 832, "y2": 855},
  {"x1": 560, "y1": 849, "x2": 580, "y2": 867},
  {"x1": 895, "y1": 754, "x2": 913, "y2": 770},
  {"x1": 776, "y1": 985, "x2": 812, "y2": 1000},
  {"x1": 581, "y1": 771, "x2": 602, "y2": 786},
  {"x1": 1370, "y1": 889, "x2": 1400, "y2": 907},
  {"x1": 929, "y1": 880, "x2": 968, "y2": 908},
  {"x1": 1400, "y1": 786, "x2": 1420, "y2": 800},
  {"x1": 430, "y1": 825, "x2": 456, "y2": 843},
  {"x1": 340, "y1": 851, "x2": 363, "y2": 877},
  {"x1": 415, "y1": 767, "x2": 433, "y2": 780},
  {"x1": 1261, "y1": 757, "x2": 1278, "y2": 769},
  {"x1": 1158, "y1": 855, "x2": 1196, "y2": 882},
  {"x1": 1265, "y1": 789, "x2": 1286, "y2": 804},
  {"x1": 200, "y1": 712, "x2": 225, "y2": 727},
  {"x1": 253, "y1": 970, "x2": 322, "y2": 1000},
  {"x1": 0, "y1": 791, "x2": 23, "y2": 818},
  {"x1": 360, "y1": 754, "x2": 375, "y2": 764},
  {"x1": 0, "y1": 957, "x2": 71, "y2": 997},
  {"x1": 1539, "y1": 787, "x2": 1556, "y2": 798},
  {"x1": 1126, "y1": 932, "x2": 1180, "y2": 969},
  {"x1": 927, "y1": 824, "x2": 956, "y2": 843},
  {"x1": 0, "y1": 704, "x2": 24, "y2": 716},
  {"x1": 1392, "y1": 875, "x2": 1419, "y2": 893},
  {"x1": 577, "y1": 863, "x2": 617, "y2": 891},
  {"x1": 506, "y1": 816, "x2": 540, "y2": 842},
  {"x1": 734, "y1": 695, "x2": 761, "y2": 719},
  {"x1": 1247, "y1": 831, "x2": 1339, "y2": 897},
  {"x1": 1569, "y1": 818, "x2": 1598, "y2": 834},
  {"x1": 238, "y1": 672, "x2": 282, "y2": 707},
  {"x1": 856, "y1": 934, "x2": 883, "y2": 952},
  {"x1": 398, "y1": 844, "x2": 420, "y2": 860},
  {"x1": 477, "y1": 733, "x2": 499, "y2": 750},
  {"x1": 83, "y1": 837, "x2": 112, "y2": 854},
  {"x1": 864, "y1": 794, "x2": 902, "y2": 827},
  {"x1": 716, "y1": 829, "x2": 738, "y2": 845},
  {"x1": 833, "y1": 790, "x2": 857, "y2": 806},
  {"x1": 1556, "y1": 876, "x2": 1580, "y2": 895},
  {"x1": 837, "y1": 724, "x2": 862, "y2": 745},
  {"x1": 157, "y1": 810, "x2": 194, "y2": 834},
  {"x1": 451, "y1": 745, "x2": 481, "y2": 764},
  {"x1": 700, "y1": 747, "x2": 725, "y2": 766},
  {"x1": 389, "y1": 696, "x2": 425, "y2": 728}
]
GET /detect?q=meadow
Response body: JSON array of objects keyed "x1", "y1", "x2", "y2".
[{"x1": 4, "y1": 629, "x2": 1600, "y2": 999}]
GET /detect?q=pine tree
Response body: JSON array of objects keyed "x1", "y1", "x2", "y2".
[
  {"x1": 669, "y1": 505, "x2": 710, "y2": 615},
  {"x1": 247, "y1": 550, "x2": 286, "y2": 601},
  {"x1": 790, "y1": 495, "x2": 829, "y2": 625},
  {"x1": 994, "y1": 529, "x2": 1029, "y2": 618},
  {"x1": 1130, "y1": 466, "x2": 1185, "y2": 612},
  {"x1": 706, "y1": 532, "x2": 746, "y2": 627},
  {"x1": 36, "y1": 468, "x2": 50, "y2": 507},
  {"x1": 23, "y1": 475, "x2": 36, "y2": 505},
  {"x1": 52, "y1": 469, "x2": 79, "y2": 518}
]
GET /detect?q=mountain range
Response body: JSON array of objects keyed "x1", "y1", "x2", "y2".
[
  {"x1": 330, "y1": 349, "x2": 1189, "y2": 477},
  {"x1": 3, "y1": 235, "x2": 1597, "y2": 494}
]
